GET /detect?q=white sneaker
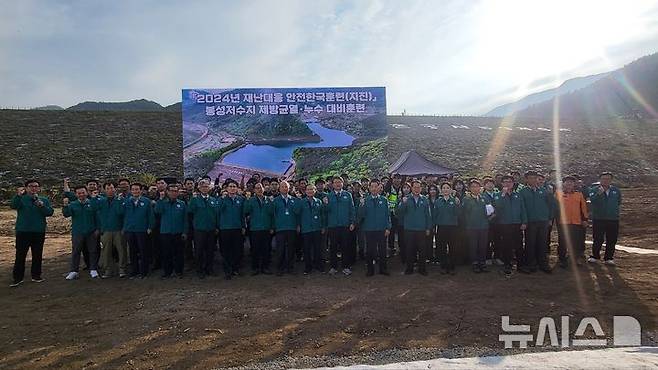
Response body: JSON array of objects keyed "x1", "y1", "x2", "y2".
[
  {"x1": 495, "y1": 259, "x2": 505, "y2": 266},
  {"x1": 587, "y1": 257, "x2": 598, "y2": 264},
  {"x1": 328, "y1": 268, "x2": 337, "y2": 275},
  {"x1": 65, "y1": 272, "x2": 79, "y2": 280},
  {"x1": 604, "y1": 259, "x2": 616, "y2": 266},
  {"x1": 343, "y1": 268, "x2": 352, "y2": 276},
  {"x1": 90, "y1": 270, "x2": 99, "y2": 278}
]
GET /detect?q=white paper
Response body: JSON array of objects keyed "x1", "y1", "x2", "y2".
[{"x1": 485, "y1": 204, "x2": 495, "y2": 216}]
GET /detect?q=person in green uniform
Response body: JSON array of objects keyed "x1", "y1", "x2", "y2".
[
  {"x1": 97, "y1": 181, "x2": 126, "y2": 278},
  {"x1": 154, "y1": 184, "x2": 188, "y2": 279},
  {"x1": 462, "y1": 179, "x2": 491, "y2": 273},
  {"x1": 272, "y1": 181, "x2": 301, "y2": 276},
  {"x1": 434, "y1": 182, "x2": 461, "y2": 275},
  {"x1": 358, "y1": 179, "x2": 391, "y2": 276},
  {"x1": 588, "y1": 172, "x2": 622, "y2": 265},
  {"x1": 324, "y1": 176, "x2": 356, "y2": 276},
  {"x1": 120, "y1": 183, "x2": 156, "y2": 279},
  {"x1": 493, "y1": 175, "x2": 528, "y2": 275},
  {"x1": 396, "y1": 180, "x2": 431, "y2": 275},
  {"x1": 217, "y1": 180, "x2": 246, "y2": 279},
  {"x1": 63, "y1": 186, "x2": 100, "y2": 280},
  {"x1": 299, "y1": 184, "x2": 326, "y2": 274},
  {"x1": 10, "y1": 179, "x2": 54, "y2": 287},
  {"x1": 187, "y1": 179, "x2": 219, "y2": 279},
  {"x1": 243, "y1": 183, "x2": 274, "y2": 275},
  {"x1": 519, "y1": 171, "x2": 554, "y2": 273}
]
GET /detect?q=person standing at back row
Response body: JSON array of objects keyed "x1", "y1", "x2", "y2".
[
  {"x1": 588, "y1": 172, "x2": 621, "y2": 266},
  {"x1": 10, "y1": 179, "x2": 54, "y2": 287}
]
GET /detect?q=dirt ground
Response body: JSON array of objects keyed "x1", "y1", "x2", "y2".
[{"x1": 0, "y1": 188, "x2": 657, "y2": 370}]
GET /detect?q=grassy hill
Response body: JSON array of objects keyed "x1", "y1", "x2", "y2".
[{"x1": 1, "y1": 110, "x2": 657, "y2": 202}]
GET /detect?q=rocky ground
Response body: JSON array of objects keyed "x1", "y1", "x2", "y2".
[{"x1": 0, "y1": 188, "x2": 657, "y2": 369}]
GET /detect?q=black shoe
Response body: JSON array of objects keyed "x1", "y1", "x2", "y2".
[
  {"x1": 261, "y1": 269, "x2": 273, "y2": 275},
  {"x1": 160, "y1": 274, "x2": 171, "y2": 280},
  {"x1": 440, "y1": 268, "x2": 448, "y2": 275},
  {"x1": 479, "y1": 264, "x2": 490, "y2": 273},
  {"x1": 276, "y1": 271, "x2": 284, "y2": 277},
  {"x1": 379, "y1": 270, "x2": 390, "y2": 276},
  {"x1": 198, "y1": 273, "x2": 206, "y2": 279},
  {"x1": 366, "y1": 270, "x2": 374, "y2": 277},
  {"x1": 287, "y1": 269, "x2": 297, "y2": 275},
  {"x1": 472, "y1": 264, "x2": 481, "y2": 273},
  {"x1": 541, "y1": 266, "x2": 553, "y2": 274},
  {"x1": 251, "y1": 270, "x2": 260, "y2": 276},
  {"x1": 10, "y1": 280, "x2": 23, "y2": 287},
  {"x1": 404, "y1": 270, "x2": 414, "y2": 275},
  {"x1": 559, "y1": 260, "x2": 568, "y2": 269},
  {"x1": 224, "y1": 274, "x2": 232, "y2": 280},
  {"x1": 419, "y1": 270, "x2": 428, "y2": 276},
  {"x1": 232, "y1": 270, "x2": 239, "y2": 276},
  {"x1": 504, "y1": 265, "x2": 513, "y2": 275}
]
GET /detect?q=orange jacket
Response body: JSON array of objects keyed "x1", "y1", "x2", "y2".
[{"x1": 555, "y1": 191, "x2": 588, "y2": 225}]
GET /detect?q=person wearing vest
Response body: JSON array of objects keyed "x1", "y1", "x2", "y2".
[
  {"x1": 243, "y1": 183, "x2": 274, "y2": 275},
  {"x1": 154, "y1": 184, "x2": 189, "y2": 279},
  {"x1": 10, "y1": 179, "x2": 54, "y2": 287},
  {"x1": 323, "y1": 176, "x2": 356, "y2": 276},
  {"x1": 493, "y1": 175, "x2": 528, "y2": 275},
  {"x1": 217, "y1": 180, "x2": 246, "y2": 280},
  {"x1": 519, "y1": 171, "x2": 555, "y2": 273},
  {"x1": 97, "y1": 181, "x2": 126, "y2": 278},
  {"x1": 187, "y1": 179, "x2": 219, "y2": 279},
  {"x1": 555, "y1": 175, "x2": 589, "y2": 268},
  {"x1": 300, "y1": 184, "x2": 326, "y2": 274},
  {"x1": 462, "y1": 179, "x2": 491, "y2": 273},
  {"x1": 119, "y1": 183, "x2": 156, "y2": 279},
  {"x1": 358, "y1": 179, "x2": 391, "y2": 276},
  {"x1": 434, "y1": 182, "x2": 461, "y2": 275},
  {"x1": 587, "y1": 172, "x2": 622, "y2": 265},
  {"x1": 272, "y1": 181, "x2": 301, "y2": 275},
  {"x1": 63, "y1": 186, "x2": 100, "y2": 280},
  {"x1": 396, "y1": 180, "x2": 431, "y2": 275}
]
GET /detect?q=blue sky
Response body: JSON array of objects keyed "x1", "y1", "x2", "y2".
[{"x1": 1, "y1": 0, "x2": 657, "y2": 114}]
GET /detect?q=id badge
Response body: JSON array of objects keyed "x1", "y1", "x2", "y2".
[{"x1": 285, "y1": 210, "x2": 290, "y2": 216}]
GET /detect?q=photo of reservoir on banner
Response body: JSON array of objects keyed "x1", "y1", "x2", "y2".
[{"x1": 182, "y1": 87, "x2": 387, "y2": 183}]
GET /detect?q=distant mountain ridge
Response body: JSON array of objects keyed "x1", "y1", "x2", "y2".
[
  {"x1": 484, "y1": 73, "x2": 608, "y2": 117},
  {"x1": 67, "y1": 99, "x2": 166, "y2": 112},
  {"x1": 514, "y1": 53, "x2": 658, "y2": 121}
]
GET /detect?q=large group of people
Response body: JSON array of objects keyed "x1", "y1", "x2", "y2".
[{"x1": 9, "y1": 169, "x2": 622, "y2": 287}]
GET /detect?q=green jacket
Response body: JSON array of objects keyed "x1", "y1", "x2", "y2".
[
  {"x1": 325, "y1": 190, "x2": 356, "y2": 228},
  {"x1": 63, "y1": 199, "x2": 99, "y2": 235},
  {"x1": 96, "y1": 196, "x2": 124, "y2": 232},
  {"x1": 119, "y1": 196, "x2": 155, "y2": 233},
  {"x1": 243, "y1": 196, "x2": 273, "y2": 231},
  {"x1": 396, "y1": 194, "x2": 431, "y2": 231},
  {"x1": 357, "y1": 194, "x2": 391, "y2": 231},
  {"x1": 217, "y1": 195, "x2": 246, "y2": 230},
  {"x1": 588, "y1": 186, "x2": 621, "y2": 220},
  {"x1": 187, "y1": 195, "x2": 219, "y2": 232},
  {"x1": 299, "y1": 196, "x2": 326, "y2": 233},
  {"x1": 519, "y1": 186, "x2": 554, "y2": 223},
  {"x1": 493, "y1": 191, "x2": 528, "y2": 225},
  {"x1": 461, "y1": 194, "x2": 489, "y2": 230},
  {"x1": 433, "y1": 195, "x2": 460, "y2": 226},
  {"x1": 272, "y1": 195, "x2": 300, "y2": 231},
  {"x1": 154, "y1": 198, "x2": 188, "y2": 234},
  {"x1": 10, "y1": 194, "x2": 54, "y2": 233}
]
